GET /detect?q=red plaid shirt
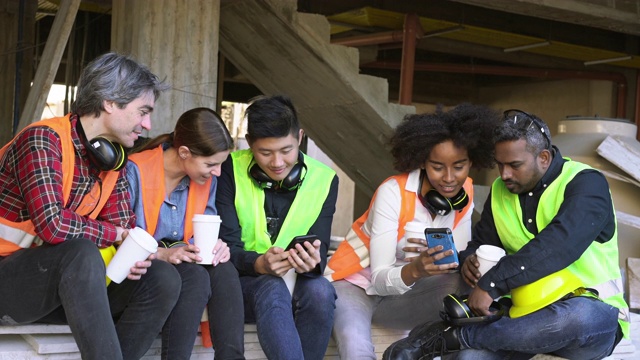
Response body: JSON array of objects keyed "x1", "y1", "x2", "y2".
[{"x1": 0, "y1": 114, "x2": 135, "y2": 247}]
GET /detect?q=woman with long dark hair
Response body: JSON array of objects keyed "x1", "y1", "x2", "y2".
[{"x1": 126, "y1": 107, "x2": 245, "y2": 359}]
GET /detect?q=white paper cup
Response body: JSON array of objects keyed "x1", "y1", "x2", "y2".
[
  {"x1": 476, "y1": 245, "x2": 506, "y2": 277},
  {"x1": 282, "y1": 268, "x2": 297, "y2": 296},
  {"x1": 106, "y1": 227, "x2": 158, "y2": 284},
  {"x1": 192, "y1": 214, "x2": 222, "y2": 265},
  {"x1": 402, "y1": 221, "x2": 427, "y2": 259},
  {"x1": 404, "y1": 221, "x2": 427, "y2": 241}
]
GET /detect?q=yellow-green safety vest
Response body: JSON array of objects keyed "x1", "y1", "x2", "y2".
[
  {"x1": 231, "y1": 149, "x2": 335, "y2": 253},
  {"x1": 492, "y1": 159, "x2": 630, "y2": 338}
]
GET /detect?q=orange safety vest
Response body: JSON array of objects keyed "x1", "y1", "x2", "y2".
[
  {"x1": 324, "y1": 174, "x2": 473, "y2": 282},
  {"x1": 128, "y1": 145, "x2": 214, "y2": 347},
  {"x1": 128, "y1": 145, "x2": 212, "y2": 242},
  {"x1": 0, "y1": 115, "x2": 119, "y2": 256}
]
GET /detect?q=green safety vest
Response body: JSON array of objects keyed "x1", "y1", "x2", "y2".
[
  {"x1": 492, "y1": 159, "x2": 630, "y2": 337},
  {"x1": 231, "y1": 149, "x2": 335, "y2": 253}
]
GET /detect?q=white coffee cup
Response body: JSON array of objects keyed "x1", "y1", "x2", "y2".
[
  {"x1": 106, "y1": 227, "x2": 158, "y2": 284},
  {"x1": 476, "y1": 245, "x2": 506, "y2": 277},
  {"x1": 192, "y1": 214, "x2": 222, "y2": 265},
  {"x1": 402, "y1": 221, "x2": 428, "y2": 259}
]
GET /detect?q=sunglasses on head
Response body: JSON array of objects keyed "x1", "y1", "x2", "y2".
[{"x1": 503, "y1": 109, "x2": 551, "y2": 150}]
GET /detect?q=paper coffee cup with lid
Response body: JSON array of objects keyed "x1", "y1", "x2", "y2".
[
  {"x1": 106, "y1": 227, "x2": 158, "y2": 284},
  {"x1": 475, "y1": 245, "x2": 506, "y2": 277},
  {"x1": 402, "y1": 221, "x2": 428, "y2": 259},
  {"x1": 192, "y1": 214, "x2": 222, "y2": 264}
]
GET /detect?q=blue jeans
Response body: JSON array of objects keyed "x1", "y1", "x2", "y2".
[
  {"x1": 0, "y1": 240, "x2": 181, "y2": 360},
  {"x1": 332, "y1": 273, "x2": 466, "y2": 360},
  {"x1": 207, "y1": 261, "x2": 246, "y2": 359},
  {"x1": 160, "y1": 261, "x2": 245, "y2": 360},
  {"x1": 457, "y1": 296, "x2": 620, "y2": 360},
  {"x1": 240, "y1": 273, "x2": 336, "y2": 360}
]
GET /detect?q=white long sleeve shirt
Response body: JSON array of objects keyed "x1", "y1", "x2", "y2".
[{"x1": 344, "y1": 169, "x2": 472, "y2": 296}]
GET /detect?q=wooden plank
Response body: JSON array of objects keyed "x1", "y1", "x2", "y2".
[
  {"x1": 0, "y1": 324, "x2": 70, "y2": 335},
  {"x1": 617, "y1": 211, "x2": 640, "y2": 230},
  {"x1": 21, "y1": 334, "x2": 78, "y2": 355},
  {"x1": 17, "y1": 0, "x2": 80, "y2": 131},
  {"x1": 596, "y1": 135, "x2": 640, "y2": 185}
]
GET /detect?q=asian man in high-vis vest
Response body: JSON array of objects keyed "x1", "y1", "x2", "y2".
[{"x1": 216, "y1": 95, "x2": 338, "y2": 360}]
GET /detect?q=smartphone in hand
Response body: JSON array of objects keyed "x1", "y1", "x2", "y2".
[
  {"x1": 425, "y1": 228, "x2": 458, "y2": 265},
  {"x1": 286, "y1": 234, "x2": 318, "y2": 251}
]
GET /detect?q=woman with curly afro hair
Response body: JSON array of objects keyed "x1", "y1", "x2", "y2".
[{"x1": 325, "y1": 103, "x2": 501, "y2": 360}]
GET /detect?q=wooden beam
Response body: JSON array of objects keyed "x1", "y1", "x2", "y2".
[
  {"x1": 17, "y1": 0, "x2": 80, "y2": 131},
  {"x1": 597, "y1": 135, "x2": 640, "y2": 184}
]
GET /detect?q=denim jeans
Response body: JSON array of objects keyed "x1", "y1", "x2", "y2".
[
  {"x1": 0, "y1": 239, "x2": 181, "y2": 360},
  {"x1": 457, "y1": 296, "x2": 620, "y2": 360},
  {"x1": 332, "y1": 273, "x2": 465, "y2": 360},
  {"x1": 206, "y1": 261, "x2": 245, "y2": 359},
  {"x1": 160, "y1": 262, "x2": 210, "y2": 360},
  {"x1": 160, "y1": 261, "x2": 245, "y2": 360},
  {"x1": 240, "y1": 273, "x2": 336, "y2": 360}
]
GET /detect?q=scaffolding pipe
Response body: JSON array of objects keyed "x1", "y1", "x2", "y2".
[
  {"x1": 399, "y1": 14, "x2": 421, "y2": 105},
  {"x1": 331, "y1": 31, "x2": 404, "y2": 47}
]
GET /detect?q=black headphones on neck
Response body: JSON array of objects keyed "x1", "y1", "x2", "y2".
[
  {"x1": 76, "y1": 119, "x2": 127, "y2": 171},
  {"x1": 441, "y1": 294, "x2": 505, "y2": 326},
  {"x1": 249, "y1": 151, "x2": 307, "y2": 191},
  {"x1": 418, "y1": 170, "x2": 469, "y2": 216}
]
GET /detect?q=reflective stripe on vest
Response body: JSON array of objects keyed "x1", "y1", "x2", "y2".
[
  {"x1": 491, "y1": 159, "x2": 630, "y2": 338},
  {"x1": 324, "y1": 174, "x2": 473, "y2": 282},
  {"x1": 129, "y1": 146, "x2": 211, "y2": 242},
  {"x1": 0, "y1": 115, "x2": 119, "y2": 256},
  {"x1": 231, "y1": 149, "x2": 335, "y2": 253}
]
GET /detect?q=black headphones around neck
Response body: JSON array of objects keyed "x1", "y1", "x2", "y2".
[
  {"x1": 440, "y1": 294, "x2": 505, "y2": 326},
  {"x1": 249, "y1": 151, "x2": 307, "y2": 191},
  {"x1": 418, "y1": 170, "x2": 469, "y2": 216},
  {"x1": 76, "y1": 119, "x2": 127, "y2": 171}
]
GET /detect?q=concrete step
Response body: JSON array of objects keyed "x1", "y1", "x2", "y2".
[
  {"x1": 0, "y1": 323, "x2": 407, "y2": 360},
  {"x1": 2, "y1": 315, "x2": 636, "y2": 359}
]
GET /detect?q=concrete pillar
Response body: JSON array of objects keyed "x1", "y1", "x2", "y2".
[{"x1": 111, "y1": 0, "x2": 220, "y2": 136}]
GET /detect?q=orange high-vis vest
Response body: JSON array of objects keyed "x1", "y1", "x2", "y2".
[
  {"x1": 0, "y1": 115, "x2": 120, "y2": 256},
  {"x1": 324, "y1": 174, "x2": 473, "y2": 282},
  {"x1": 128, "y1": 145, "x2": 212, "y2": 242},
  {"x1": 128, "y1": 145, "x2": 214, "y2": 347}
]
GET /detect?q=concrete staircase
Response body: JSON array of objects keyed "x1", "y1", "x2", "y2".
[{"x1": 219, "y1": 0, "x2": 415, "y2": 196}]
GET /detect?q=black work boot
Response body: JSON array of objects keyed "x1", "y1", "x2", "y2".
[{"x1": 382, "y1": 321, "x2": 460, "y2": 360}]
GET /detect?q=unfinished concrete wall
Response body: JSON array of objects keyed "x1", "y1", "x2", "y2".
[
  {"x1": 474, "y1": 78, "x2": 616, "y2": 186},
  {"x1": 111, "y1": 0, "x2": 220, "y2": 137}
]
